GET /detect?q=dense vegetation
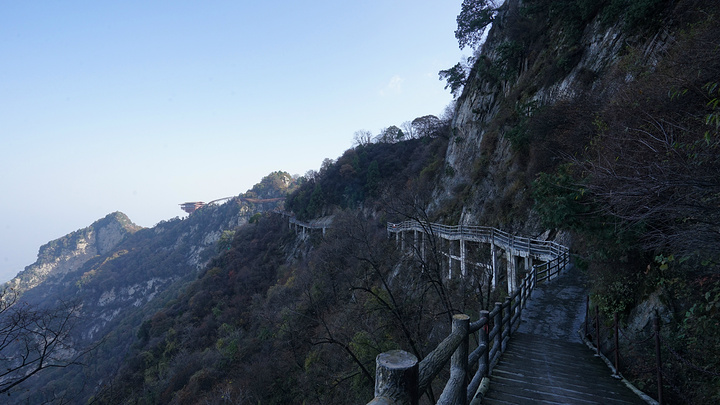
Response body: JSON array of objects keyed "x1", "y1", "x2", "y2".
[
  {"x1": 287, "y1": 134, "x2": 449, "y2": 220},
  {"x1": 93, "y1": 117, "x2": 460, "y2": 404},
  {"x1": 532, "y1": 8, "x2": 720, "y2": 400},
  {"x1": 240, "y1": 170, "x2": 297, "y2": 200},
  {"x1": 441, "y1": 1, "x2": 720, "y2": 402},
  {"x1": 5, "y1": 1, "x2": 719, "y2": 404},
  {"x1": 3, "y1": 175, "x2": 296, "y2": 404}
]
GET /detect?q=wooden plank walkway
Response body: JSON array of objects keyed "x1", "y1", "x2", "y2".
[
  {"x1": 483, "y1": 333, "x2": 645, "y2": 404},
  {"x1": 481, "y1": 265, "x2": 648, "y2": 404}
]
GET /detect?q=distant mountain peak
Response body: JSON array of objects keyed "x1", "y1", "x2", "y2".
[{"x1": 2, "y1": 212, "x2": 141, "y2": 297}]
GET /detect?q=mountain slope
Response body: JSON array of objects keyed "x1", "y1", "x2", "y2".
[
  {"x1": 4, "y1": 1, "x2": 719, "y2": 404},
  {"x1": 441, "y1": 1, "x2": 720, "y2": 402},
  {"x1": 2, "y1": 174, "x2": 295, "y2": 404},
  {"x1": 3, "y1": 212, "x2": 141, "y2": 298},
  {"x1": 94, "y1": 2, "x2": 720, "y2": 404}
]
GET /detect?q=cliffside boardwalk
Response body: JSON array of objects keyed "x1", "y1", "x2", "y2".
[
  {"x1": 275, "y1": 210, "x2": 330, "y2": 238},
  {"x1": 366, "y1": 220, "x2": 650, "y2": 405},
  {"x1": 387, "y1": 220, "x2": 568, "y2": 295},
  {"x1": 481, "y1": 263, "x2": 648, "y2": 404}
]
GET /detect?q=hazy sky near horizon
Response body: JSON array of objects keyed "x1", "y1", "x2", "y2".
[{"x1": 0, "y1": 0, "x2": 466, "y2": 283}]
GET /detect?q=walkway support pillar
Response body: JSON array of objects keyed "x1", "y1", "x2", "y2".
[
  {"x1": 654, "y1": 312, "x2": 664, "y2": 405},
  {"x1": 460, "y1": 238, "x2": 467, "y2": 277},
  {"x1": 491, "y1": 243, "x2": 499, "y2": 290},
  {"x1": 448, "y1": 239, "x2": 453, "y2": 279},
  {"x1": 525, "y1": 256, "x2": 532, "y2": 274},
  {"x1": 507, "y1": 254, "x2": 517, "y2": 295}
]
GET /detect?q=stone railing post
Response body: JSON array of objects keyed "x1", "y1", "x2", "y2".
[
  {"x1": 478, "y1": 310, "x2": 490, "y2": 377},
  {"x1": 370, "y1": 350, "x2": 419, "y2": 405},
  {"x1": 437, "y1": 314, "x2": 470, "y2": 405},
  {"x1": 505, "y1": 296, "x2": 513, "y2": 338},
  {"x1": 492, "y1": 301, "x2": 502, "y2": 369}
]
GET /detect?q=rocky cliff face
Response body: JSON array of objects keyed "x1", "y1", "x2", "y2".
[
  {"x1": 440, "y1": 3, "x2": 720, "y2": 401},
  {"x1": 3, "y1": 212, "x2": 141, "y2": 298},
  {"x1": 441, "y1": 0, "x2": 667, "y2": 239}
]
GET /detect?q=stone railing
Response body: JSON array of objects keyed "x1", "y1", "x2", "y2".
[
  {"x1": 368, "y1": 222, "x2": 570, "y2": 404},
  {"x1": 387, "y1": 220, "x2": 568, "y2": 261}
]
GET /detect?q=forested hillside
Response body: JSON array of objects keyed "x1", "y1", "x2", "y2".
[
  {"x1": 95, "y1": 120, "x2": 457, "y2": 404},
  {"x1": 1, "y1": 173, "x2": 296, "y2": 403},
  {"x1": 2, "y1": 1, "x2": 719, "y2": 404}
]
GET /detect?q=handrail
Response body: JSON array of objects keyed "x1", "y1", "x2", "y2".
[
  {"x1": 368, "y1": 225, "x2": 570, "y2": 404},
  {"x1": 387, "y1": 220, "x2": 568, "y2": 260},
  {"x1": 275, "y1": 210, "x2": 329, "y2": 232},
  {"x1": 277, "y1": 213, "x2": 571, "y2": 403},
  {"x1": 288, "y1": 216, "x2": 327, "y2": 230}
]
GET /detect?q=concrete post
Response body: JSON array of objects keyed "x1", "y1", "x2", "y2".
[
  {"x1": 490, "y1": 301, "x2": 502, "y2": 375},
  {"x1": 448, "y1": 239, "x2": 453, "y2": 279},
  {"x1": 491, "y1": 243, "x2": 498, "y2": 290},
  {"x1": 460, "y1": 238, "x2": 466, "y2": 277},
  {"x1": 372, "y1": 350, "x2": 419, "y2": 405},
  {"x1": 478, "y1": 310, "x2": 490, "y2": 378},
  {"x1": 437, "y1": 314, "x2": 470, "y2": 405},
  {"x1": 506, "y1": 254, "x2": 517, "y2": 295},
  {"x1": 524, "y1": 256, "x2": 530, "y2": 274}
]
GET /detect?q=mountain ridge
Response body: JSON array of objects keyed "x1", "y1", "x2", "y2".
[
  {"x1": 2, "y1": 173, "x2": 296, "y2": 403},
  {"x1": 3, "y1": 211, "x2": 141, "y2": 299}
]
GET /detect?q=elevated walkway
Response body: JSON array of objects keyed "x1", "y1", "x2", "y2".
[
  {"x1": 387, "y1": 220, "x2": 568, "y2": 295},
  {"x1": 484, "y1": 333, "x2": 645, "y2": 404},
  {"x1": 482, "y1": 265, "x2": 648, "y2": 404},
  {"x1": 367, "y1": 221, "x2": 652, "y2": 405}
]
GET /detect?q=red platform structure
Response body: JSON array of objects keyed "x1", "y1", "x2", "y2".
[{"x1": 179, "y1": 202, "x2": 205, "y2": 214}]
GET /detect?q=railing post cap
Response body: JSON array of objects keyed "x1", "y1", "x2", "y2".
[
  {"x1": 453, "y1": 313, "x2": 471, "y2": 321},
  {"x1": 376, "y1": 350, "x2": 418, "y2": 369},
  {"x1": 374, "y1": 350, "x2": 419, "y2": 404}
]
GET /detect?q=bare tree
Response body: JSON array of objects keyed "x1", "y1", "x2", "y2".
[
  {"x1": 400, "y1": 121, "x2": 416, "y2": 140},
  {"x1": 353, "y1": 130, "x2": 373, "y2": 147},
  {"x1": 576, "y1": 113, "x2": 720, "y2": 258},
  {"x1": 0, "y1": 287, "x2": 91, "y2": 395}
]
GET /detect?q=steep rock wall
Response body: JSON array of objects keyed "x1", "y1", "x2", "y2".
[{"x1": 441, "y1": 0, "x2": 668, "y2": 240}]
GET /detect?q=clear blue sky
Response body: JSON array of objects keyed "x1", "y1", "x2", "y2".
[{"x1": 0, "y1": 0, "x2": 466, "y2": 283}]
